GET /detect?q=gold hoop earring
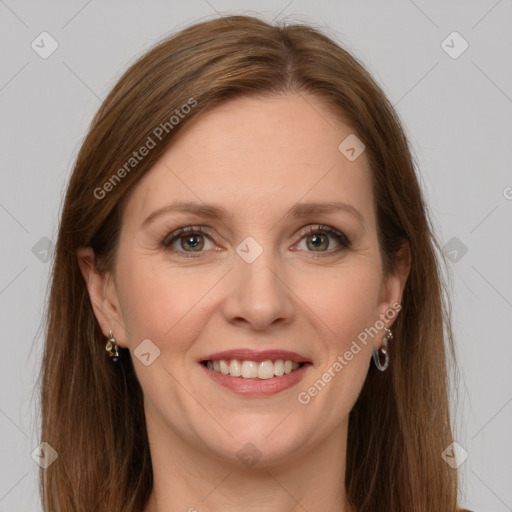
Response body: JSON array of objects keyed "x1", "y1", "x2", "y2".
[{"x1": 105, "y1": 331, "x2": 120, "y2": 362}]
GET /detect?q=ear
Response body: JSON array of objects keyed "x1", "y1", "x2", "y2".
[
  {"x1": 375, "y1": 240, "x2": 411, "y2": 345},
  {"x1": 77, "y1": 247, "x2": 128, "y2": 348}
]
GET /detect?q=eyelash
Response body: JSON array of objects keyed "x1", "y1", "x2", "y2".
[{"x1": 161, "y1": 224, "x2": 351, "y2": 259}]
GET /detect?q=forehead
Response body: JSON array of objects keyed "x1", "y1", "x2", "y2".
[{"x1": 123, "y1": 93, "x2": 375, "y2": 230}]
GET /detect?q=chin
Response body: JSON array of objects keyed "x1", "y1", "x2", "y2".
[{"x1": 202, "y1": 418, "x2": 308, "y2": 468}]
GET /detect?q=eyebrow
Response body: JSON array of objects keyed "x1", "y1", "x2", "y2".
[{"x1": 140, "y1": 200, "x2": 366, "y2": 230}]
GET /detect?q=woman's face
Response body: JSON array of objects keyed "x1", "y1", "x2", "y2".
[{"x1": 84, "y1": 93, "x2": 407, "y2": 467}]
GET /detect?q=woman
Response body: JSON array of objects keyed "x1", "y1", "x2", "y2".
[{"x1": 38, "y1": 14, "x2": 472, "y2": 512}]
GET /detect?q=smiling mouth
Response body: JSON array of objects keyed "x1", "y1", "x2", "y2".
[{"x1": 201, "y1": 359, "x2": 308, "y2": 379}]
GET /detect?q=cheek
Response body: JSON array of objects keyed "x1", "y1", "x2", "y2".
[
  {"x1": 115, "y1": 256, "x2": 217, "y2": 351},
  {"x1": 297, "y1": 262, "x2": 382, "y2": 349},
  {"x1": 294, "y1": 269, "x2": 378, "y2": 426}
]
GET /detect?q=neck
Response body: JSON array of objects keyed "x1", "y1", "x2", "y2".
[{"x1": 143, "y1": 408, "x2": 353, "y2": 512}]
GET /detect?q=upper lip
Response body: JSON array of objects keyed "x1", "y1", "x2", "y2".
[{"x1": 200, "y1": 349, "x2": 311, "y2": 363}]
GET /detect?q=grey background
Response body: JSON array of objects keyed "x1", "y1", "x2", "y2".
[{"x1": 1, "y1": 1, "x2": 511, "y2": 510}]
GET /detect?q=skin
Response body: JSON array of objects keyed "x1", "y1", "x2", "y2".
[{"x1": 79, "y1": 92, "x2": 410, "y2": 512}]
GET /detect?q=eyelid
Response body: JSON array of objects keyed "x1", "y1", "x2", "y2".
[
  {"x1": 295, "y1": 224, "x2": 351, "y2": 245},
  {"x1": 161, "y1": 223, "x2": 351, "y2": 255},
  {"x1": 161, "y1": 225, "x2": 215, "y2": 247}
]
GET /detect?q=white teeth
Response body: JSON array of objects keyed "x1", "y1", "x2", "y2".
[
  {"x1": 229, "y1": 359, "x2": 241, "y2": 377},
  {"x1": 258, "y1": 360, "x2": 275, "y2": 380},
  {"x1": 274, "y1": 359, "x2": 284, "y2": 376},
  {"x1": 206, "y1": 358, "x2": 304, "y2": 379},
  {"x1": 241, "y1": 360, "x2": 258, "y2": 378},
  {"x1": 219, "y1": 360, "x2": 230, "y2": 375}
]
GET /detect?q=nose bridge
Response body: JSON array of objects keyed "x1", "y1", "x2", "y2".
[{"x1": 222, "y1": 233, "x2": 294, "y2": 329}]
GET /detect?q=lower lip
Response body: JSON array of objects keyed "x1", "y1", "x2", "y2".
[{"x1": 200, "y1": 363, "x2": 311, "y2": 397}]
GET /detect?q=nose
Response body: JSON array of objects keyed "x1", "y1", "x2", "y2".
[{"x1": 221, "y1": 244, "x2": 296, "y2": 332}]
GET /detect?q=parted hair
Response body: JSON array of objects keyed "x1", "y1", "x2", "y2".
[{"x1": 38, "y1": 14, "x2": 460, "y2": 511}]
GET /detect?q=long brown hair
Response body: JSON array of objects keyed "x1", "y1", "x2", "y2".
[{"x1": 38, "y1": 15, "x2": 460, "y2": 511}]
